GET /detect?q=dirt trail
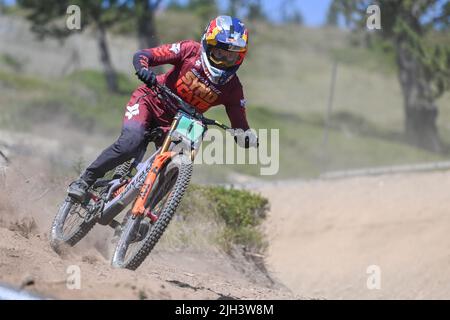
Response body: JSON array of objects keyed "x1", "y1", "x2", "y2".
[
  {"x1": 0, "y1": 179, "x2": 296, "y2": 299},
  {"x1": 0, "y1": 184, "x2": 296, "y2": 299},
  {"x1": 0, "y1": 225, "x2": 295, "y2": 299},
  {"x1": 258, "y1": 172, "x2": 450, "y2": 299},
  {"x1": 0, "y1": 131, "x2": 296, "y2": 300},
  {"x1": 6, "y1": 125, "x2": 450, "y2": 300},
  {"x1": 0, "y1": 128, "x2": 298, "y2": 299}
]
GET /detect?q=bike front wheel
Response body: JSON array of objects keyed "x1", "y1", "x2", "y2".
[{"x1": 111, "y1": 155, "x2": 192, "y2": 270}]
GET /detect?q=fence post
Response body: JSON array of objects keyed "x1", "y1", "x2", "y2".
[{"x1": 320, "y1": 60, "x2": 338, "y2": 167}]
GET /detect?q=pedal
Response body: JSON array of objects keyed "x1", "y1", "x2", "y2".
[{"x1": 92, "y1": 178, "x2": 113, "y2": 188}]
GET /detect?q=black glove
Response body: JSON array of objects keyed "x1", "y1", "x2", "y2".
[{"x1": 136, "y1": 68, "x2": 156, "y2": 86}]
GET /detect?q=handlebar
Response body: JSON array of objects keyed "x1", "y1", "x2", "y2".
[{"x1": 152, "y1": 83, "x2": 231, "y2": 131}]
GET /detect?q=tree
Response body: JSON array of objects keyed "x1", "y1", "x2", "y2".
[
  {"x1": 17, "y1": 1, "x2": 164, "y2": 92},
  {"x1": 280, "y1": 0, "x2": 303, "y2": 25},
  {"x1": 187, "y1": 0, "x2": 218, "y2": 26},
  {"x1": 228, "y1": 0, "x2": 243, "y2": 18},
  {"x1": 134, "y1": 0, "x2": 163, "y2": 50},
  {"x1": 17, "y1": 0, "x2": 132, "y2": 92},
  {"x1": 330, "y1": 0, "x2": 450, "y2": 152},
  {"x1": 166, "y1": 0, "x2": 185, "y2": 11},
  {"x1": 247, "y1": 0, "x2": 266, "y2": 21},
  {"x1": 326, "y1": 0, "x2": 340, "y2": 26}
]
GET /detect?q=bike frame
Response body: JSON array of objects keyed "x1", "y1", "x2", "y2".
[
  {"x1": 96, "y1": 147, "x2": 161, "y2": 225},
  {"x1": 97, "y1": 113, "x2": 201, "y2": 225}
]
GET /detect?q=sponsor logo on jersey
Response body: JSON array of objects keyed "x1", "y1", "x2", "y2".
[
  {"x1": 176, "y1": 70, "x2": 219, "y2": 112},
  {"x1": 191, "y1": 68, "x2": 222, "y2": 95}
]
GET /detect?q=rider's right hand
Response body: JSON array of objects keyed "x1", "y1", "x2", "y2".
[{"x1": 136, "y1": 68, "x2": 157, "y2": 87}]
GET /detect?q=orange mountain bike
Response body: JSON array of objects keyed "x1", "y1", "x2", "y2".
[{"x1": 50, "y1": 84, "x2": 230, "y2": 270}]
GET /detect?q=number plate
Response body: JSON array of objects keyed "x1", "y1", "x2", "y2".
[{"x1": 173, "y1": 114, "x2": 205, "y2": 144}]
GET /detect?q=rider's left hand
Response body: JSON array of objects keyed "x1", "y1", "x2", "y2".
[{"x1": 231, "y1": 129, "x2": 259, "y2": 149}]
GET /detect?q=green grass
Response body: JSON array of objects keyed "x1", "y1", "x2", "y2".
[
  {"x1": 0, "y1": 69, "x2": 134, "y2": 134},
  {"x1": 66, "y1": 70, "x2": 138, "y2": 94},
  {"x1": 0, "y1": 69, "x2": 49, "y2": 90},
  {"x1": 330, "y1": 38, "x2": 397, "y2": 75},
  {"x1": 194, "y1": 103, "x2": 446, "y2": 180},
  {"x1": 1, "y1": 67, "x2": 447, "y2": 181},
  {"x1": 0, "y1": 53, "x2": 23, "y2": 72},
  {"x1": 161, "y1": 184, "x2": 269, "y2": 255}
]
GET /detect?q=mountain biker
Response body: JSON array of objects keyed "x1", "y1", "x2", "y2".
[{"x1": 67, "y1": 15, "x2": 258, "y2": 202}]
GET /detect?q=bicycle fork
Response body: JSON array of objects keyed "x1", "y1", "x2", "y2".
[
  {"x1": 131, "y1": 151, "x2": 174, "y2": 218},
  {"x1": 130, "y1": 119, "x2": 178, "y2": 219}
]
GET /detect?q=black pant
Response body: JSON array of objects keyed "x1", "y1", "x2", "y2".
[{"x1": 81, "y1": 124, "x2": 148, "y2": 186}]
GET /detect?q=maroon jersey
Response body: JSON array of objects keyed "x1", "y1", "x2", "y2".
[{"x1": 133, "y1": 40, "x2": 249, "y2": 131}]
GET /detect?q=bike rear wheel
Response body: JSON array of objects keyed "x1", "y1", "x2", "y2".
[
  {"x1": 111, "y1": 155, "x2": 192, "y2": 270},
  {"x1": 50, "y1": 196, "x2": 98, "y2": 253}
]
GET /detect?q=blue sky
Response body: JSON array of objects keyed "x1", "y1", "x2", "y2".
[
  {"x1": 202, "y1": 0, "x2": 333, "y2": 26},
  {"x1": 3, "y1": 0, "x2": 333, "y2": 27},
  {"x1": 259, "y1": 0, "x2": 332, "y2": 26}
]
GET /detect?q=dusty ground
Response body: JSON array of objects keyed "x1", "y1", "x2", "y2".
[
  {"x1": 4, "y1": 126, "x2": 450, "y2": 300},
  {"x1": 258, "y1": 173, "x2": 450, "y2": 299},
  {"x1": 0, "y1": 170, "x2": 296, "y2": 299},
  {"x1": 0, "y1": 226, "x2": 295, "y2": 299},
  {"x1": 0, "y1": 131, "x2": 296, "y2": 300}
]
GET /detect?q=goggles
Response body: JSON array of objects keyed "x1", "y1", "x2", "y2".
[{"x1": 209, "y1": 47, "x2": 240, "y2": 69}]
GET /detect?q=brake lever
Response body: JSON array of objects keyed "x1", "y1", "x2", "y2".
[{"x1": 201, "y1": 118, "x2": 216, "y2": 126}]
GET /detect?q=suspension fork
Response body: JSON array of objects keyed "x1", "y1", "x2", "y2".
[{"x1": 130, "y1": 120, "x2": 178, "y2": 218}]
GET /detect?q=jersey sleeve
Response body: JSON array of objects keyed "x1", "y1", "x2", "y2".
[
  {"x1": 224, "y1": 82, "x2": 250, "y2": 131},
  {"x1": 133, "y1": 40, "x2": 197, "y2": 71}
]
